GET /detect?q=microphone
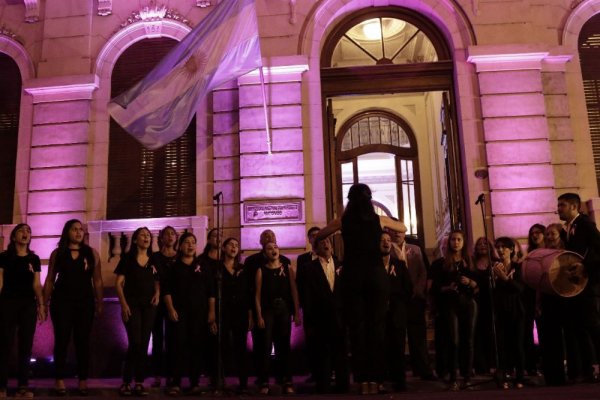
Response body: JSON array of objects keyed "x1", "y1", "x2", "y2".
[
  {"x1": 475, "y1": 193, "x2": 485, "y2": 205},
  {"x1": 213, "y1": 191, "x2": 223, "y2": 200}
]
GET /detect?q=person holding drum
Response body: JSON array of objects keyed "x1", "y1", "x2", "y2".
[
  {"x1": 557, "y1": 193, "x2": 600, "y2": 383},
  {"x1": 493, "y1": 237, "x2": 526, "y2": 389}
]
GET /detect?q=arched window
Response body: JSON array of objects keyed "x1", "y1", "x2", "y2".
[
  {"x1": 579, "y1": 13, "x2": 600, "y2": 194},
  {"x1": 337, "y1": 111, "x2": 421, "y2": 236},
  {"x1": 108, "y1": 37, "x2": 196, "y2": 219},
  {"x1": 0, "y1": 53, "x2": 21, "y2": 224},
  {"x1": 322, "y1": 8, "x2": 450, "y2": 68}
]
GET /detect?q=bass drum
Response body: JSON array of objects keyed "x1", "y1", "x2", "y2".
[{"x1": 522, "y1": 248, "x2": 587, "y2": 297}]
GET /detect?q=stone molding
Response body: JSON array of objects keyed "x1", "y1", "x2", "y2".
[{"x1": 24, "y1": 75, "x2": 99, "y2": 103}]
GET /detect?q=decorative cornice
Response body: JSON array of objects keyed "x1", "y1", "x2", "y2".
[
  {"x1": 98, "y1": 0, "x2": 113, "y2": 16},
  {"x1": 119, "y1": 5, "x2": 191, "y2": 32},
  {"x1": 23, "y1": 0, "x2": 39, "y2": 23}
]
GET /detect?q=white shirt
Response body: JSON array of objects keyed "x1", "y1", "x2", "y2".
[{"x1": 319, "y1": 256, "x2": 335, "y2": 292}]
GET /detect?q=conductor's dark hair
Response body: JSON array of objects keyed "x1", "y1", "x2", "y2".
[{"x1": 343, "y1": 183, "x2": 375, "y2": 222}]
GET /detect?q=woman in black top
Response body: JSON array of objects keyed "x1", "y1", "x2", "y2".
[
  {"x1": 430, "y1": 229, "x2": 478, "y2": 390},
  {"x1": 0, "y1": 224, "x2": 45, "y2": 399},
  {"x1": 150, "y1": 226, "x2": 177, "y2": 388},
  {"x1": 115, "y1": 227, "x2": 160, "y2": 396},
  {"x1": 163, "y1": 232, "x2": 216, "y2": 396},
  {"x1": 198, "y1": 228, "x2": 221, "y2": 275},
  {"x1": 255, "y1": 241, "x2": 300, "y2": 395},
  {"x1": 471, "y1": 237, "x2": 498, "y2": 375},
  {"x1": 43, "y1": 219, "x2": 103, "y2": 396},
  {"x1": 314, "y1": 183, "x2": 405, "y2": 394},
  {"x1": 216, "y1": 237, "x2": 251, "y2": 392},
  {"x1": 493, "y1": 237, "x2": 526, "y2": 389},
  {"x1": 524, "y1": 224, "x2": 545, "y2": 376}
]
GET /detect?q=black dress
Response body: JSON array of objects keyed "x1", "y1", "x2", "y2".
[
  {"x1": 257, "y1": 263, "x2": 294, "y2": 386},
  {"x1": 163, "y1": 258, "x2": 214, "y2": 388},
  {"x1": 114, "y1": 256, "x2": 159, "y2": 384},
  {"x1": 341, "y1": 212, "x2": 389, "y2": 383},
  {"x1": 0, "y1": 251, "x2": 41, "y2": 390},
  {"x1": 50, "y1": 247, "x2": 96, "y2": 380}
]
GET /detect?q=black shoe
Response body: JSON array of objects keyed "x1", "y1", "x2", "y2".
[
  {"x1": 119, "y1": 383, "x2": 132, "y2": 397},
  {"x1": 421, "y1": 374, "x2": 437, "y2": 381},
  {"x1": 133, "y1": 384, "x2": 148, "y2": 397},
  {"x1": 53, "y1": 388, "x2": 67, "y2": 397}
]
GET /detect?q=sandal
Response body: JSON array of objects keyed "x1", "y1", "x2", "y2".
[
  {"x1": 283, "y1": 384, "x2": 295, "y2": 395},
  {"x1": 15, "y1": 387, "x2": 34, "y2": 398},
  {"x1": 133, "y1": 384, "x2": 148, "y2": 396},
  {"x1": 258, "y1": 385, "x2": 270, "y2": 395},
  {"x1": 119, "y1": 383, "x2": 132, "y2": 397},
  {"x1": 167, "y1": 386, "x2": 181, "y2": 397}
]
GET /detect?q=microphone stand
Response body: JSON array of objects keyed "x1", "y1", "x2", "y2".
[
  {"x1": 212, "y1": 192, "x2": 229, "y2": 395},
  {"x1": 473, "y1": 193, "x2": 502, "y2": 388}
]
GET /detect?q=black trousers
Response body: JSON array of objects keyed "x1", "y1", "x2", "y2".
[
  {"x1": 406, "y1": 298, "x2": 432, "y2": 377},
  {"x1": 311, "y1": 314, "x2": 349, "y2": 392},
  {"x1": 257, "y1": 299, "x2": 292, "y2": 386},
  {"x1": 442, "y1": 296, "x2": 477, "y2": 381},
  {"x1": 342, "y1": 266, "x2": 390, "y2": 383},
  {"x1": 219, "y1": 313, "x2": 249, "y2": 388},
  {"x1": 123, "y1": 303, "x2": 156, "y2": 383},
  {"x1": 496, "y1": 310, "x2": 525, "y2": 382},
  {"x1": 169, "y1": 308, "x2": 206, "y2": 387},
  {"x1": 0, "y1": 298, "x2": 37, "y2": 388},
  {"x1": 151, "y1": 301, "x2": 171, "y2": 379},
  {"x1": 50, "y1": 299, "x2": 94, "y2": 380},
  {"x1": 385, "y1": 310, "x2": 407, "y2": 388}
]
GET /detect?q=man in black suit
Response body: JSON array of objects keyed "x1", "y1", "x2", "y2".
[
  {"x1": 381, "y1": 232, "x2": 413, "y2": 391},
  {"x1": 389, "y1": 228, "x2": 434, "y2": 380},
  {"x1": 557, "y1": 192, "x2": 600, "y2": 381},
  {"x1": 295, "y1": 226, "x2": 320, "y2": 380},
  {"x1": 302, "y1": 237, "x2": 349, "y2": 393}
]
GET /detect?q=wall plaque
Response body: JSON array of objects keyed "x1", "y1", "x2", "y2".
[{"x1": 243, "y1": 200, "x2": 304, "y2": 225}]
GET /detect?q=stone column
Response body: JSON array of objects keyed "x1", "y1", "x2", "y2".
[
  {"x1": 24, "y1": 76, "x2": 98, "y2": 259},
  {"x1": 237, "y1": 58, "x2": 308, "y2": 253},
  {"x1": 468, "y1": 46, "x2": 560, "y2": 239}
]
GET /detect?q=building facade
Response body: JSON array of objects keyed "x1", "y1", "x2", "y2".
[{"x1": 1, "y1": 0, "x2": 600, "y2": 266}]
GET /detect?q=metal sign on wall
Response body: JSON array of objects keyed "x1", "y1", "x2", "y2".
[{"x1": 243, "y1": 199, "x2": 304, "y2": 225}]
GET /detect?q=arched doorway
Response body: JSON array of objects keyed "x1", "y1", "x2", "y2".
[
  {"x1": 336, "y1": 110, "x2": 422, "y2": 237},
  {"x1": 321, "y1": 7, "x2": 465, "y2": 248}
]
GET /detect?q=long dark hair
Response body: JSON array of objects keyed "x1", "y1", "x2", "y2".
[
  {"x1": 201, "y1": 228, "x2": 219, "y2": 258},
  {"x1": 177, "y1": 232, "x2": 197, "y2": 260},
  {"x1": 6, "y1": 223, "x2": 33, "y2": 256},
  {"x1": 342, "y1": 183, "x2": 376, "y2": 223},
  {"x1": 158, "y1": 225, "x2": 178, "y2": 251},
  {"x1": 443, "y1": 229, "x2": 472, "y2": 271},
  {"x1": 221, "y1": 237, "x2": 241, "y2": 270},
  {"x1": 527, "y1": 223, "x2": 546, "y2": 251},
  {"x1": 127, "y1": 227, "x2": 153, "y2": 258},
  {"x1": 56, "y1": 219, "x2": 93, "y2": 267}
]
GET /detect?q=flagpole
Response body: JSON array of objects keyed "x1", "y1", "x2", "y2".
[{"x1": 259, "y1": 66, "x2": 272, "y2": 155}]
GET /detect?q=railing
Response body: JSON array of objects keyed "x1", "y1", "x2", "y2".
[{"x1": 87, "y1": 215, "x2": 209, "y2": 286}]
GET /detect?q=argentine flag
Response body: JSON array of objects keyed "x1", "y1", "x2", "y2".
[{"x1": 109, "y1": 0, "x2": 262, "y2": 150}]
